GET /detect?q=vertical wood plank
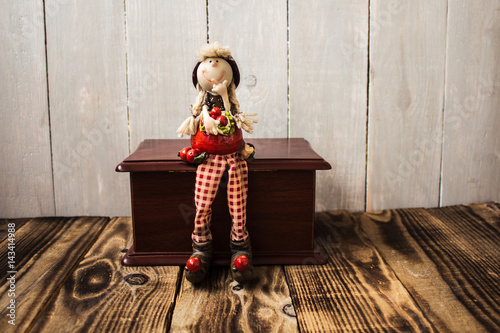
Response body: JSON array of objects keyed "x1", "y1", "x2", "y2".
[
  {"x1": 0, "y1": 1, "x2": 55, "y2": 217},
  {"x1": 126, "y1": 0, "x2": 207, "y2": 150},
  {"x1": 289, "y1": 0, "x2": 368, "y2": 211},
  {"x1": 46, "y1": 0, "x2": 130, "y2": 216},
  {"x1": 367, "y1": 0, "x2": 447, "y2": 210},
  {"x1": 441, "y1": 0, "x2": 500, "y2": 206},
  {"x1": 209, "y1": 0, "x2": 288, "y2": 139}
]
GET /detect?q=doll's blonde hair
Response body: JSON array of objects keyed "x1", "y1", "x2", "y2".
[{"x1": 197, "y1": 42, "x2": 233, "y2": 62}]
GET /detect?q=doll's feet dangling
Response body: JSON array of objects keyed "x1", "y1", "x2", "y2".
[
  {"x1": 230, "y1": 238, "x2": 254, "y2": 284},
  {"x1": 185, "y1": 240, "x2": 213, "y2": 284}
]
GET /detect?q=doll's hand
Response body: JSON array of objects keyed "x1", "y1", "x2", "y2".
[
  {"x1": 204, "y1": 116, "x2": 219, "y2": 135},
  {"x1": 240, "y1": 143, "x2": 255, "y2": 160},
  {"x1": 211, "y1": 79, "x2": 228, "y2": 97},
  {"x1": 202, "y1": 107, "x2": 220, "y2": 135}
]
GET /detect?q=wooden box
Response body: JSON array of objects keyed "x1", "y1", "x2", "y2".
[{"x1": 116, "y1": 138, "x2": 331, "y2": 266}]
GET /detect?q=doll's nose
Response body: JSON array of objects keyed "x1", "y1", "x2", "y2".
[{"x1": 211, "y1": 61, "x2": 218, "y2": 67}]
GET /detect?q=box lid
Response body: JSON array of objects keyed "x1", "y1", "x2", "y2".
[{"x1": 116, "y1": 138, "x2": 331, "y2": 172}]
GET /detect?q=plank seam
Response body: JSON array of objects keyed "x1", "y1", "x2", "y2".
[
  {"x1": 438, "y1": 0, "x2": 450, "y2": 208},
  {"x1": 286, "y1": 0, "x2": 290, "y2": 138},
  {"x1": 281, "y1": 265, "x2": 302, "y2": 332},
  {"x1": 123, "y1": 0, "x2": 132, "y2": 155},
  {"x1": 42, "y1": 0, "x2": 57, "y2": 215},
  {"x1": 206, "y1": 0, "x2": 210, "y2": 43},
  {"x1": 24, "y1": 217, "x2": 111, "y2": 333},
  {"x1": 165, "y1": 265, "x2": 184, "y2": 332},
  {"x1": 364, "y1": 0, "x2": 371, "y2": 212}
]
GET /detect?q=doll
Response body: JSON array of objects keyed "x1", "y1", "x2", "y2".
[{"x1": 177, "y1": 43, "x2": 257, "y2": 284}]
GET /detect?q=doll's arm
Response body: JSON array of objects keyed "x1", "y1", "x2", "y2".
[
  {"x1": 234, "y1": 112, "x2": 258, "y2": 134},
  {"x1": 212, "y1": 79, "x2": 232, "y2": 113},
  {"x1": 177, "y1": 112, "x2": 198, "y2": 137}
]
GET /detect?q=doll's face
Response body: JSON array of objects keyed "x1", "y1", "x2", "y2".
[{"x1": 196, "y1": 57, "x2": 233, "y2": 93}]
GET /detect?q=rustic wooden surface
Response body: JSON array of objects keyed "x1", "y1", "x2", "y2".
[
  {"x1": 45, "y1": 0, "x2": 130, "y2": 216},
  {"x1": 285, "y1": 211, "x2": 435, "y2": 332},
  {"x1": 3, "y1": 1, "x2": 498, "y2": 218},
  {"x1": 367, "y1": 0, "x2": 447, "y2": 210},
  {"x1": 440, "y1": 0, "x2": 500, "y2": 207},
  {"x1": 1, "y1": 203, "x2": 498, "y2": 332},
  {"x1": 359, "y1": 202, "x2": 500, "y2": 332},
  {"x1": 0, "y1": 218, "x2": 30, "y2": 241},
  {"x1": 0, "y1": 217, "x2": 109, "y2": 332},
  {"x1": 32, "y1": 217, "x2": 180, "y2": 333},
  {"x1": 289, "y1": 0, "x2": 368, "y2": 212},
  {"x1": 125, "y1": 0, "x2": 207, "y2": 151},
  {"x1": 170, "y1": 266, "x2": 298, "y2": 332},
  {"x1": 210, "y1": 0, "x2": 288, "y2": 139},
  {"x1": 0, "y1": 0, "x2": 55, "y2": 218}
]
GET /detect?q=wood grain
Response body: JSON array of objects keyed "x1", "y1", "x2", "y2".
[
  {"x1": 359, "y1": 204, "x2": 500, "y2": 332},
  {"x1": 366, "y1": 0, "x2": 447, "y2": 210},
  {"x1": 45, "y1": 0, "x2": 130, "y2": 216},
  {"x1": 285, "y1": 211, "x2": 435, "y2": 332},
  {"x1": 209, "y1": 0, "x2": 288, "y2": 139},
  {"x1": 465, "y1": 202, "x2": 500, "y2": 230},
  {"x1": 125, "y1": 0, "x2": 207, "y2": 150},
  {"x1": 0, "y1": 0, "x2": 55, "y2": 217},
  {"x1": 170, "y1": 266, "x2": 298, "y2": 332},
  {"x1": 0, "y1": 218, "x2": 30, "y2": 242},
  {"x1": 289, "y1": 0, "x2": 368, "y2": 211},
  {"x1": 0, "y1": 217, "x2": 108, "y2": 332},
  {"x1": 441, "y1": 0, "x2": 500, "y2": 206},
  {"x1": 32, "y1": 217, "x2": 181, "y2": 333}
]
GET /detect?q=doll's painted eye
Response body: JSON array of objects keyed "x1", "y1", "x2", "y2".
[
  {"x1": 209, "y1": 60, "x2": 212, "y2": 63},
  {"x1": 216, "y1": 60, "x2": 219, "y2": 62}
]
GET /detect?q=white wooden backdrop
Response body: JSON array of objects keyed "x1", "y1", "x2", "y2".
[{"x1": 1, "y1": 0, "x2": 498, "y2": 218}]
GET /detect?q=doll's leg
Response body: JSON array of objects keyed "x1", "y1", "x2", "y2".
[
  {"x1": 192, "y1": 154, "x2": 228, "y2": 242},
  {"x1": 227, "y1": 153, "x2": 253, "y2": 283},
  {"x1": 226, "y1": 153, "x2": 249, "y2": 241},
  {"x1": 186, "y1": 154, "x2": 227, "y2": 284}
]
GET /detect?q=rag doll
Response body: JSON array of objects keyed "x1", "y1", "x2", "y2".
[{"x1": 177, "y1": 43, "x2": 257, "y2": 284}]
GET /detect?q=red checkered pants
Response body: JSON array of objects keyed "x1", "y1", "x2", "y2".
[{"x1": 192, "y1": 152, "x2": 249, "y2": 243}]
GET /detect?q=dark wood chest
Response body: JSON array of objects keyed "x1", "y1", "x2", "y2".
[{"x1": 116, "y1": 138, "x2": 331, "y2": 266}]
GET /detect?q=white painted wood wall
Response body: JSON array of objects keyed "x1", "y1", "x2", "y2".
[{"x1": 1, "y1": 0, "x2": 498, "y2": 218}]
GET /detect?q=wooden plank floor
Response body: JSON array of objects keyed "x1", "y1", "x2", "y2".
[{"x1": 0, "y1": 202, "x2": 498, "y2": 332}]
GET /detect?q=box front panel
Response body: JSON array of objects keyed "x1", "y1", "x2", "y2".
[
  {"x1": 132, "y1": 172, "x2": 196, "y2": 253},
  {"x1": 131, "y1": 169, "x2": 315, "y2": 254},
  {"x1": 246, "y1": 170, "x2": 315, "y2": 252}
]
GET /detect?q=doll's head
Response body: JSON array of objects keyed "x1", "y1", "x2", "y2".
[
  {"x1": 192, "y1": 43, "x2": 240, "y2": 91},
  {"x1": 191, "y1": 43, "x2": 240, "y2": 115},
  {"x1": 196, "y1": 58, "x2": 233, "y2": 93}
]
